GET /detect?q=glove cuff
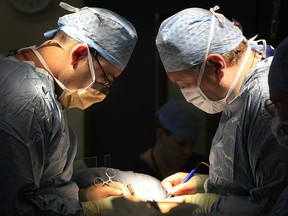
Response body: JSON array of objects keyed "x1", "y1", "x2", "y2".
[
  {"x1": 186, "y1": 193, "x2": 220, "y2": 214},
  {"x1": 194, "y1": 174, "x2": 209, "y2": 193},
  {"x1": 81, "y1": 197, "x2": 114, "y2": 216},
  {"x1": 79, "y1": 188, "x2": 88, "y2": 202}
]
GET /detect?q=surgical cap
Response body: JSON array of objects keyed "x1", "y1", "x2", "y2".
[
  {"x1": 44, "y1": 2, "x2": 137, "y2": 71},
  {"x1": 269, "y1": 37, "x2": 288, "y2": 93},
  {"x1": 156, "y1": 6, "x2": 246, "y2": 72},
  {"x1": 156, "y1": 97, "x2": 205, "y2": 141}
]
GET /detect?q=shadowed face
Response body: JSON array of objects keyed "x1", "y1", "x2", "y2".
[{"x1": 157, "y1": 128, "x2": 196, "y2": 168}]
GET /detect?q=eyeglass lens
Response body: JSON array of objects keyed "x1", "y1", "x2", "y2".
[{"x1": 90, "y1": 48, "x2": 112, "y2": 86}]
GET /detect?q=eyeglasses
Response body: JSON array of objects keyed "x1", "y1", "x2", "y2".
[{"x1": 89, "y1": 48, "x2": 114, "y2": 94}]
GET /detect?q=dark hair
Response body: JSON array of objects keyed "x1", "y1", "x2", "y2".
[
  {"x1": 190, "y1": 40, "x2": 248, "y2": 71},
  {"x1": 52, "y1": 30, "x2": 77, "y2": 45},
  {"x1": 222, "y1": 40, "x2": 248, "y2": 66}
]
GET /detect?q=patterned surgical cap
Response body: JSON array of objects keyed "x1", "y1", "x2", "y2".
[
  {"x1": 156, "y1": 6, "x2": 246, "y2": 72},
  {"x1": 269, "y1": 37, "x2": 288, "y2": 93},
  {"x1": 44, "y1": 2, "x2": 137, "y2": 71},
  {"x1": 156, "y1": 97, "x2": 205, "y2": 141}
]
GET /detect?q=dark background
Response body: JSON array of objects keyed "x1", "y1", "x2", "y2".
[{"x1": 83, "y1": 0, "x2": 288, "y2": 168}]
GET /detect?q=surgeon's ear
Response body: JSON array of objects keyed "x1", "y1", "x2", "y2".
[
  {"x1": 206, "y1": 54, "x2": 226, "y2": 81},
  {"x1": 70, "y1": 44, "x2": 88, "y2": 66}
]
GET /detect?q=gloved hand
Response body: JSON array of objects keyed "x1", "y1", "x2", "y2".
[
  {"x1": 81, "y1": 196, "x2": 114, "y2": 216},
  {"x1": 164, "y1": 193, "x2": 220, "y2": 214},
  {"x1": 79, "y1": 181, "x2": 131, "y2": 202},
  {"x1": 82, "y1": 195, "x2": 207, "y2": 216},
  {"x1": 84, "y1": 196, "x2": 200, "y2": 216},
  {"x1": 82, "y1": 196, "x2": 160, "y2": 216},
  {"x1": 161, "y1": 173, "x2": 209, "y2": 196}
]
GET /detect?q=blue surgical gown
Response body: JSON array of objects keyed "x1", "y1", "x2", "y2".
[
  {"x1": 207, "y1": 57, "x2": 288, "y2": 215},
  {"x1": 0, "y1": 54, "x2": 83, "y2": 215}
]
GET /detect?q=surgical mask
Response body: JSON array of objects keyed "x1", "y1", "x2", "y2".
[
  {"x1": 180, "y1": 8, "x2": 252, "y2": 114},
  {"x1": 271, "y1": 116, "x2": 288, "y2": 151},
  {"x1": 58, "y1": 86, "x2": 106, "y2": 109}
]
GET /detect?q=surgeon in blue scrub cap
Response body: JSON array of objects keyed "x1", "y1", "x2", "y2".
[
  {"x1": 155, "y1": 5, "x2": 288, "y2": 215},
  {"x1": 0, "y1": 2, "x2": 137, "y2": 216}
]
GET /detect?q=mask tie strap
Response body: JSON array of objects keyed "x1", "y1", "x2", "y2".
[
  {"x1": 59, "y1": 2, "x2": 77, "y2": 12},
  {"x1": 59, "y1": 2, "x2": 96, "y2": 89},
  {"x1": 225, "y1": 45, "x2": 251, "y2": 100},
  {"x1": 210, "y1": 5, "x2": 225, "y2": 24},
  {"x1": 248, "y1": 35, "x2": 267, "y2": 59},
  {"x1": 30, "y1": 48, "x2": 68, "y2": 92},
  {"x1": 197, "y1": 5, "x2": 222, "y2": 87}
]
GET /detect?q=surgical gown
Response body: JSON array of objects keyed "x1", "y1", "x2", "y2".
[
  {"x1": 270, "y1": 185, "x2": 288, "y2": 216},
  {"x1": 207, "y1": 57, "x2": 288, "y2": 215},
  {"x1": 0, "y1": 54, "x2": 83, "y2": 215}
]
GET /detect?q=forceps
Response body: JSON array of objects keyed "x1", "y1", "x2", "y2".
[{"x1": 93, "y1": 168, "x2": 118, "y2": 189}]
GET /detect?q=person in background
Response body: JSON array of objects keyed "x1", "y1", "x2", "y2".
[
  {"x1": 121, "y1": 96, "x2": 209, "y2": 180},
  {"x1": 155, "y1": 5, "x2": 288, "y2": 215},
  {"x1": 0, "y1": 2, "x2": 137, "y2": 215},
  {"x1": 267, "y1": 37, "x2": 288, "y2": 216}
]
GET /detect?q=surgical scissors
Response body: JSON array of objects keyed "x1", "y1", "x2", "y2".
[{"x1": 93, "y1": 168, "x2": 118, "y2": 189}]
